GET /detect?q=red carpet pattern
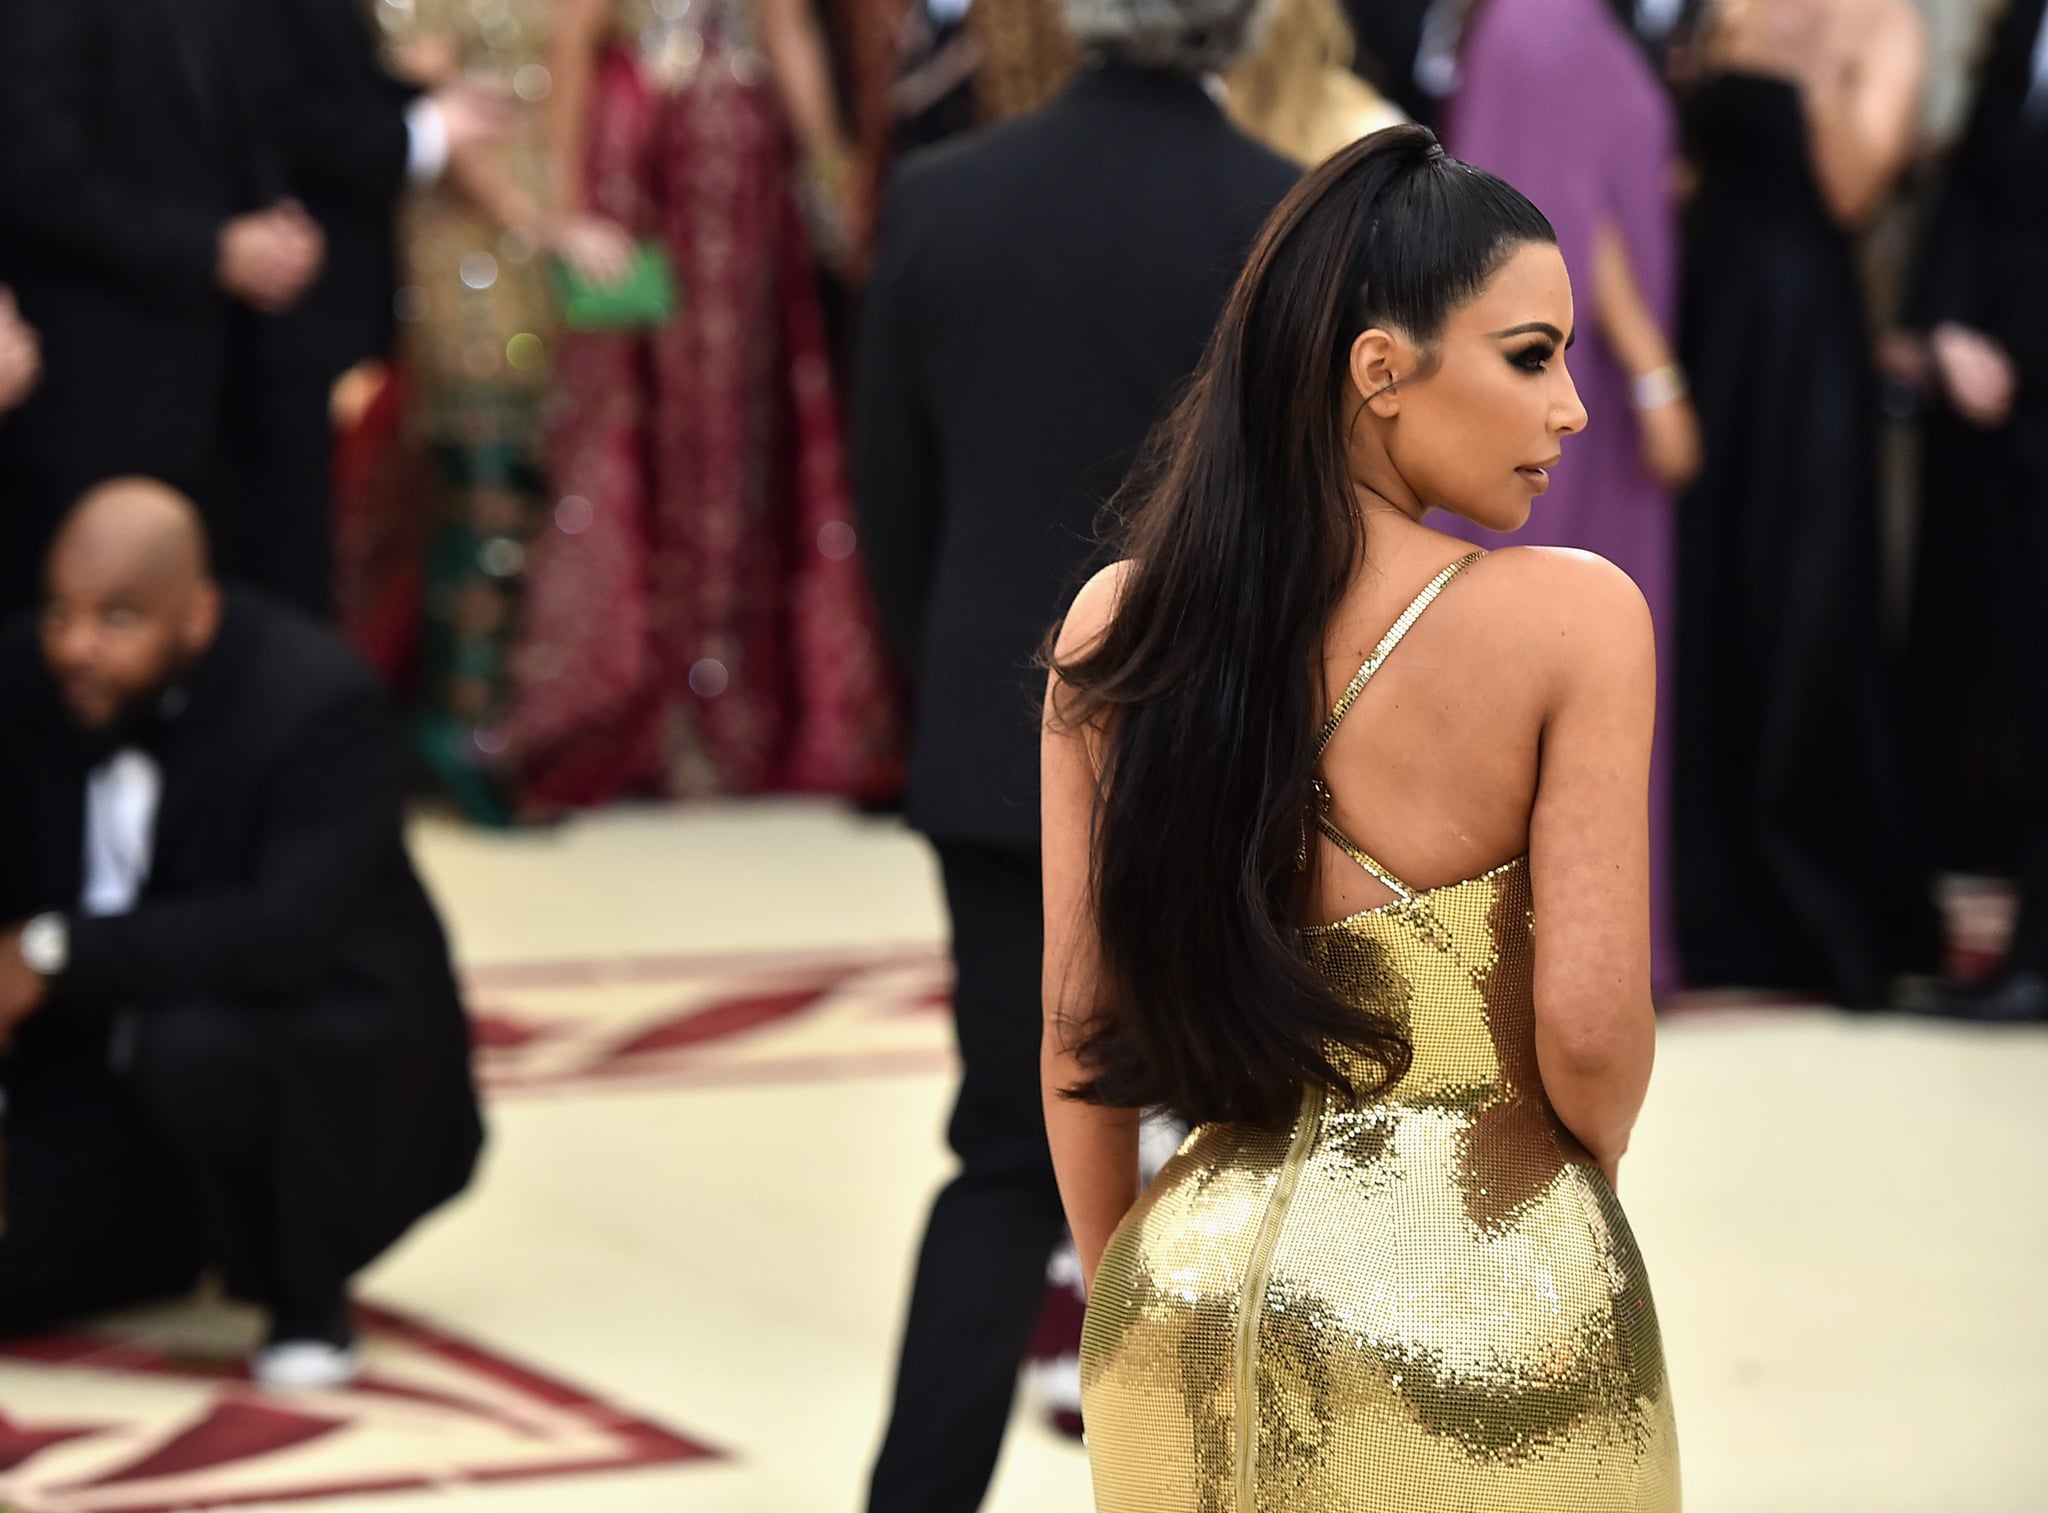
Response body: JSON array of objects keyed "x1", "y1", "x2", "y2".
[
  {"x1": 465, "y1": 942, "x2": 955, "y2": 1095},
  {"x1": 0, "y1": 1302, "x2": 716, "y2": 1512}
]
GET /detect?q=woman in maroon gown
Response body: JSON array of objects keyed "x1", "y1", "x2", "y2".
[{"x1": 509, "y1": 0, "x2": 899, "y2": 807}]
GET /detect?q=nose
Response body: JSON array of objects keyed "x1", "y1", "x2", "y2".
[{"x1": 1553, "y1": 365, "x2": 1589, "y2": 437}]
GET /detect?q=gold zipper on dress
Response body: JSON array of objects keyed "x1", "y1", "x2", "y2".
[{"x1": 1233, "y1": 1082, "x2": 1325, "y2": 1512}]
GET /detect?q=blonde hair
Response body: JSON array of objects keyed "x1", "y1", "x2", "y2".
[
  {"x1": 1225, "y1": 0, "x2": 1403, "y2": 165},
  {"x1": 973, "y1": 0, "x2": 1080, "y2": 121}
]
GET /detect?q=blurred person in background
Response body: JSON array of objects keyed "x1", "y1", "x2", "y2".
[
  {"x1": 494, "y1": 0, "x2": 897, "y2": 808},
  {"x1": 337, "y1": 0, "x2": 563, "y2": 826},
  {"x1": 878, "y1": 0, "x2": 987, "y2": 157},
  {"x1": 854, "y1": 0, "x2": 1295, "y2": 1504},
  {"x1": 0, "y1": 481, "x2": 482, "y2": 1388},
  {"x1": 232, "y1": 0, "x2": 515, "y2": 617},
  {"x1": 0, "y1": 0, "x2": 322, "y2": 618},
  {"x1": 847, "y1": 0, "x2": 1080, "y2": 241},
  {"x1": 1341, "y1": 0, "x2": 1440, "y2": 122},
  {"x1": 0, "y1": 289, "x2": 39, "y2": 418},
  {"x1": 1905, "y1": 0, "x2": 2048, "y2": 1020},
  {"x1": 1672, "y1": 0, "x2": 1939, "y2": 1007},
  {"x1": 1226, "y1": 0, "x2": 1406, "y2": 165},
  {"x1": 1439, "y1": 0, "x2": 1696, "y2": 997}
]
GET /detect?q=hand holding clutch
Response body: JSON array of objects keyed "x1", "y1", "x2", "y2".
[{"x1": 546, "y1": 218, "x2": 678, "y2": 332}]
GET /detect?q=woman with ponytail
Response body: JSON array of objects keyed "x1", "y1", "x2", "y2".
[{"x1": 1042, "y1": 125, "x2": 1680, "y2": 1509}]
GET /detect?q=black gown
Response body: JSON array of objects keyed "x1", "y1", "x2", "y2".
[{"x1": 1673, "y1": 73, "x2": 1938, "y2": 1006}]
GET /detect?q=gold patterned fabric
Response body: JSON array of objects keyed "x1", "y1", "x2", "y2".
[
  {"x1": 967, "y1": 0, "x2": 1077, "y2": 122},
  {"x1": 1080, "y1": 558, "x2": 1680, "y2": 1511}
]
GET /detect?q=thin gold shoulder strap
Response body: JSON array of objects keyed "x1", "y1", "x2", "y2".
[
  {"x1": 1315, "y1": 551, "x2": 1485, "y2": 758},
  {"x1": 1315, "y1": 811, "x2": 1413, "y2": 903}
]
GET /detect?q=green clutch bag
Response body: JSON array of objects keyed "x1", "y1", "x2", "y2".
[{"x1": 550, "y1": 242, "x2": 679, "y2": 332}]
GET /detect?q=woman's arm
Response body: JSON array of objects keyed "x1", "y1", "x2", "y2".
[
  {"x1": 1591, "y1": 221, "x2": 1677, "y2": 386},
  {"x1": 443, "y1": 131, "x2": 545, "y2": 240},
  {"x1": 1803, "y1": 0, "x2": 1925, "y2": 227},
  {"x1": 385, "y1": 22, "x2": 547, "y2": 241},
  {"x1": 756, "y1": 0, "x2": 861, "y2": 269},
  {"x1": 490, "y1": 0, "x2": 634, "y2": 282},
  {"x1": 1590, "y1": 222, "x2": 1701, "y2": 490},
  {"x1": 1042, "y1": 563, "x2": 1141, "y2": 1291},
  {"x1": 1525, "y1": 552, "x2": 1658, "y2": 1186},
  {"x1": 545, "y1": 0, "x2": 610, "y2": 220},
  {"x1": 756, "y1": 0, "x2": 855, "y2": 170}
]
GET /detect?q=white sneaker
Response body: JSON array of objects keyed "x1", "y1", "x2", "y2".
[{"x1": 251, "y1": 1339, "x2": 362, "y2": 1391}]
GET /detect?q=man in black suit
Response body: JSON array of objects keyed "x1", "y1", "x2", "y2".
[
  {"x1": 235, "y1": 0, "x2": 511, "y2": 614},
  {"x1": 854, "y1": 1, "x2": 1295, "y2": 1505},
  {"x1": 0, "y1": 0, "x2": 324, "y2": 618},
  {"x1": 0, "y1": 480, "x2": 483, "y2": 1387},
  {"x1": 1909, "y1": 0, "x2": 2048, "y2": 1021}
]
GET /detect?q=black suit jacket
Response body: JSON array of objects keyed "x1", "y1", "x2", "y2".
[
  {"x1": 1910, "y1": 0, "x2": 2048, "y2": 369},
  {"x1": 0, "y1": 594, "x2": 482, "y2": 1244},
  {"x1": 0, "y1": 0, "x2": 277, "y2": 507},
  {"x1": 856, "y1": 63, "x2": 1297, "y2": 848},
  {"x1": 241, "y1": 0, "x2": 415, "y2": 383},
  {"x1": 1342, "y1": 0, "x2": 1437, "y2": 124}
]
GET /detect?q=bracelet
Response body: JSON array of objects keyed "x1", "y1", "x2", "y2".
[
  {"x1": 805, "y1": 141, "x2": 855, "y2": 193},
  {"x1": 1632, "y1": 364, "x2": 1687, "y2": 411}
]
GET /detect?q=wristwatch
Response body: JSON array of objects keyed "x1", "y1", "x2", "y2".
[{"x1": 19, "y1": 912, "x2": 69, "y2": 977}]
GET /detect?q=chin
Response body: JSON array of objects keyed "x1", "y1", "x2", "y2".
[{"x1": 1438, "y1": 498, "x2": 1532, "y2": 536}]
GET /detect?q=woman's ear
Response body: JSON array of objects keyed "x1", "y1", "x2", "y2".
[{"x1": 1349, "y1": 328, "x2": 1407, "y2": 418}]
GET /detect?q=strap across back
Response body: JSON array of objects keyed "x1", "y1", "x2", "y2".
[{"x1": 1309, "y1": 552, "x2": 1486, "y2": 902}]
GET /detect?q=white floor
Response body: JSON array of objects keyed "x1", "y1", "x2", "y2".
[{"x1": 8, "y1": 799, "x2": 2047, "y2": 1512}]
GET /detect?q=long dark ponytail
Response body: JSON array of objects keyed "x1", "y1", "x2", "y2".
[{"x1": 1050, "y1": 125, "x2": 1555, "y2": 1129}]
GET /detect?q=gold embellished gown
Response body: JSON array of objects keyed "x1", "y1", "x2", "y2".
[{"x1": 1079, "y1": 555, "x2": 1681, "y2": 1511}]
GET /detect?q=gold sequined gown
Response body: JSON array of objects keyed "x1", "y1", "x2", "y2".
[{"x1": 1080, "y1": 555, "x2": 1681, "y2": 1512}]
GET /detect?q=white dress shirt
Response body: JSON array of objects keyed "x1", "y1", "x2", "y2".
[
  {"x1": 81, "y1": 748, "x2": 161, "y2": 919},
  {"x1": 405, "y1": 96, "x2": 451, "y2": 185}
]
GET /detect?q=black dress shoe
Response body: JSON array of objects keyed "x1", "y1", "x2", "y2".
[{"x1": 1926, "y1": 970, "x2": 2048, "y2": 1023}]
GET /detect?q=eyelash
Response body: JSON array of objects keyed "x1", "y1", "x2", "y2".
[{"x1": 1510, "y1": 344, "x2": 1556, "y2": 372}]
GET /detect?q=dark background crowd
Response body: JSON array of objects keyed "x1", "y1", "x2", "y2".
[{"x1": 0, "y1": 0, "x2": 2041, "y2": 1499}]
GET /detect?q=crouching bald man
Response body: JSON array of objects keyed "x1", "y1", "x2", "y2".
[{"x1": 0, "y1": 478, "x2": 483, "y2": 1387}]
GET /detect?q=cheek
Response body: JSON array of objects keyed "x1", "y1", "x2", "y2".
[
  {"x1": 109, "y1": 633, "x2": 173, "y2": 687},
  {"x1": 1397, "y1": 377, "x2": 1523, "y2": 499},
  {"x1": 1464, "y1": 366, "x2": 1542, "y2": 442}
]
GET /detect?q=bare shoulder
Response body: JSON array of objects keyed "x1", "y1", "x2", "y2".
[
  {"x1": 1052, "y1": 559, "x2": 1139, "y2": 663},
  {"x1": 1467, "y1": 546, "x2": 1654, "y2": 685},
  {"x1": 1469, "y1": 545, "x2": 1650, "y2": 622}
]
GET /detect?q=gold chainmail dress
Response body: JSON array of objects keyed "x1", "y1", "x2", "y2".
[{"x1": 1080, "y1": 555, "x2": 1681, "y2": 1511}]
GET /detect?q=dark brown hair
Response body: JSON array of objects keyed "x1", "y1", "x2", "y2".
[{"x1": 1050, "y1": 125, "x2": 1555, "y2": 1128}]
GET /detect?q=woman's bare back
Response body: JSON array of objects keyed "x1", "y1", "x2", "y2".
[{"x1": 1306, "y1": 523, "x2": 1648, "y2": 928}]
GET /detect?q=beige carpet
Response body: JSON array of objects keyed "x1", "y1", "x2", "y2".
[{"x1": 1, "y1": 799, "x2": 2041, "y2": 1512}]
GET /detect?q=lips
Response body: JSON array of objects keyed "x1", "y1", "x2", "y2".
[{"x1": 1517, "y1": 456, "x2": 1562, "y2": 492}]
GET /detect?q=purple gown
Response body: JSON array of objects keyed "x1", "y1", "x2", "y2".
[{"x1": 1444, "y1": 0, "x2": 1684, "y2": 993}]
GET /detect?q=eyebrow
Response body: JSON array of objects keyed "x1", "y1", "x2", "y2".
[{"x1": 1489, "y1": 322, "x2": 1576, "y2": 349}]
